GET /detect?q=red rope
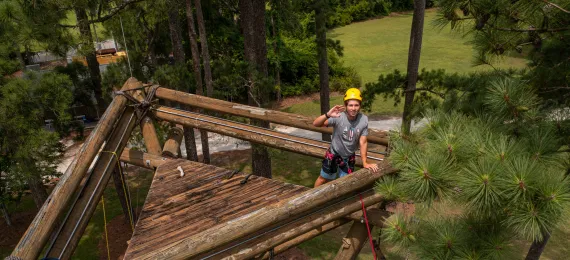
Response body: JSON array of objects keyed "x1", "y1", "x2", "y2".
[{"x1": 360, "y1": 194, "x2": 378, "y2": 260}]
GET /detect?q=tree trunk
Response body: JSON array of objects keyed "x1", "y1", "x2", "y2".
[
  {"x1": 167, "y1": 1, "x2": 186, "y2": 64},
  {"x1": 1, "y1": 202, "x2": 11, "y2": 226},
  {"x1": 525, "y1": 232, "x2": 551, "y2": 260},
  {"x1": 315, "y1": 0, "x2": 331, "y2": 142},
  {"x1": 14, "y1": 42, "x2": 25, "y2": 69},
  {"x1": 168, "y1": 0, "x2": 199, "y2": 162},
  {"x1": 111, "y1": 164, "x2": 134, "y2": 223},
  {"x1": 401, "y1": 0, "x2": 425, "y2": 135},
  {"x1": 270, "y1": 3, "x2": 281, "y2": 102},
  {"x1": 28, "y1": 176, "x2": 47, "y2": 209},
  {"x1": 188, "y1": 0, "x2": 211, "y2": 164},
  {"x1": 239, "y1": 0, "x2": 272, "y2": 178},
  {"x1": 75, "y1": 7, "x2": 107, "y2": 114},
  {"x1": 194, "y1": 0, "x2": 213, "y2": 98}
]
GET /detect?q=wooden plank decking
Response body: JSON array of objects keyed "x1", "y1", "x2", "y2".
[{"x1": 124, "y1": 159, "x2": 308, "y2": 259}]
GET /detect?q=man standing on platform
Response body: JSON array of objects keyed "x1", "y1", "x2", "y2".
[{"x1": 312, "y1": 88, "x2": 379, "y2": 188}]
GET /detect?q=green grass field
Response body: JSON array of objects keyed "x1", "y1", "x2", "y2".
[
  {"x1": 329, "y1": 9, "x2": 527, "y2": 84},
  {"x1": 285, "y1": 9, "x2": 527, "y2": 118}
]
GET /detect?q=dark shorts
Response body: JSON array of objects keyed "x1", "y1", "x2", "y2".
[{"x1": 320, "y1": 148, "x2": 355, "y2": 180}]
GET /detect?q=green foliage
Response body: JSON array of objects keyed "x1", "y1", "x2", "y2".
[
  {"x1": 327, "y1": 0, "x2": 392, "y2": 28},
  {"x1": 152, "y1": 63, "x2": 195, "y2": 93},
  {"x1": 0, "y1": 73, "x2": 72, "y2": 205},
  {"x1": 435, "y1": 0, "x2": 570, "y2": 106},
  {"x1": 361, "y1": 68, "x2": 525, "y2": 120},
  {"x1": 378, "y1": 77, "x2": 570, "y2": 258},
  {"x1": 101, "y1": 60, "x2": 132, "y2": 101},
  {"x1": 270, "y1": 35, "x2": 361, "y2": 97}
]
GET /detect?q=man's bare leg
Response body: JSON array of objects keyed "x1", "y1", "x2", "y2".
[{"x1": 314, "y1": 176, "x2": 330, "y2": 188}]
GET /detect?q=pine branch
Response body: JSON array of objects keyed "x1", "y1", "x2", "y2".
[
  {"x1": 90, "y1": 0, "x2": 144, "y2": 24},
  {"x1": 538, "y1": 0, "x2": 570, "y2": 14},
  {"x1": 494, "y1": 26, "x2": 570, "y2": 33},
  {"x1": 56, "y1": 0, "x2": 144, "y2": 28},
  {"x1": 405, "y1": 88, "x2": 445, "y2": 98}
]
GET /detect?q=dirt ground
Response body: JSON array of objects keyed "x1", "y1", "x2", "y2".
[{"x1": 0, "y1": 210, "x2": 38, "y2": 248}]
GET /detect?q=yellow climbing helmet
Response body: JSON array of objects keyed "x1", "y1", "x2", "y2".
[{"x1": 344, "y1": 88, "x2": 362, "y2": 102}]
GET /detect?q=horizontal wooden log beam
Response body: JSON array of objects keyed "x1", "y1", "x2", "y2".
[
  {"x1": 258, "y1": 219, "x2": 349, "y2": 259},
  {"x1": 11, "y1": 77, "x2": 141, "y2": 260},
  {"x1": 138, "y1": 157, "x2": 395, "y2": 259},
  {"x1": 153, "y1": 87, "x2": 389, "y2": 145},
  {"x1": 120, "y1": 148, "x2": 169, "y2": 169},
  {"x1": 345, "y1": 208, "x2": 390, "y2": 227},
  {"x1": 205, "y1": 190, "x2": 383, "y2": 259},
  {"x1": 151, "y1": 106, "x2": 384, "y2": 166}
]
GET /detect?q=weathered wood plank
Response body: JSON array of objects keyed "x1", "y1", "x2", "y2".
[
  {"x1": 124, "y1": 160, "x2": 308, "y2": 259},
  {"x1": 134, "y1": 160, "x2": 395, "y2": 259}
]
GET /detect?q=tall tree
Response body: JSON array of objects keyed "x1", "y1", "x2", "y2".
[
  {"x1": 185, "y1": 0, "x2": 211, "y2": 164},
  {"x1": 379, "y1": 77, "x2": 570, "y2": 260},
  {"x1": 0, "y1": 73, "x2": 72, "y2": 209},
  {"x1": 435, "y1": 0, "x2": 570, "y2": 106},
  {"x1": 401, "y1": 0, "x2": 425, "y2": 134},
  {"x1": 239, "y1": 0, "x2": 272, "y2": 178},
  {"x1": 75, "y1": 7, "x2": 107, "y2": 116},
  {"x1": 315, "y1": 0, "x2": 331, "y2": 142},
  {"x1": 194, "y1": 0, "x2": 213, "y2": 98},
  {"x1": 167, "y1": 0, "x2": 199, "y2": 162}
]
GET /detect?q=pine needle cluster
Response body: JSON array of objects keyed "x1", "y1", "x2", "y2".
[{"x1": 376, "y1": 77, "x2": 570, "y2": 258}]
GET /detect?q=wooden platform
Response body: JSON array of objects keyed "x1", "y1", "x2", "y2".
[{"x1": 124, "y1": 159, "x2": 308, "y2": 259}]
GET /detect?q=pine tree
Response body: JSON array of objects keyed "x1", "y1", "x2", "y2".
[{"x1": 377, "y1": 77, "x2": 570, "y2": 259}]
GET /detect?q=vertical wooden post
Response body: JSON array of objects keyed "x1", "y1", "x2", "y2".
[
  {"x1": 162, "y1": 124, "x2": 184, "y2": 158},
  {"x1": 10, "y1": 78, "x2": 140, "y2": 260},
  {"x1": 334, "y1": 221, "x2": 371, "y2": 260},
  {"x1": 111, "y1": 164, "x2": 135, "y2": 223},
  {"x1": 140, "y1": 117, "x2": 162, "y2": 155}
]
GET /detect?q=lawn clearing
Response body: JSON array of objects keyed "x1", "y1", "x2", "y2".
[{"x1": 329, "y1": 9, "x2": 527, "y2": 84}]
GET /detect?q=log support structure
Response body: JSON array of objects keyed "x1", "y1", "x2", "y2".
[
  {"x1": 154, "y1": 87, "x2": 389, "y2": 145},
  {"x1": 140, "y1": 116, "x2": 162, "y2": 155},
  {"x1": 162, "y1": 124, "x2": 184, "y2": 158},
  {"x1": 152, "y1": 106, "x2": 384, "y2": 166},
  {"x1": 10, "y1": 78, "x2": 143, "y2": 260},
  {"x1": 11, "y1": 82, "x2": 393, "y2": 260}
]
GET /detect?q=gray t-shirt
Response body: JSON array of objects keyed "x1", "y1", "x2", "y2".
[{"x1": 327, "y1": 112, "x2": 369, "y2": 158}]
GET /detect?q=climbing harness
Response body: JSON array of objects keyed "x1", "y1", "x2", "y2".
[
  {"x1": 360, "y1": 194, "x2": 377, "y2": 260},
  {"x1": 153, "y1": 107, "x2": 384, "y2": 162}
]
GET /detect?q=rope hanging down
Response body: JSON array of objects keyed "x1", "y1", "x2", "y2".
[
  {"x1": 101, "y1": 151, "x2": 135, "y2": 231},
  {"x1": 360, "y1": 194, "x2": 377, "y2": 260},
  {"x1": 101, "y1": 195, "x2": 111, "y2": 260}
]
